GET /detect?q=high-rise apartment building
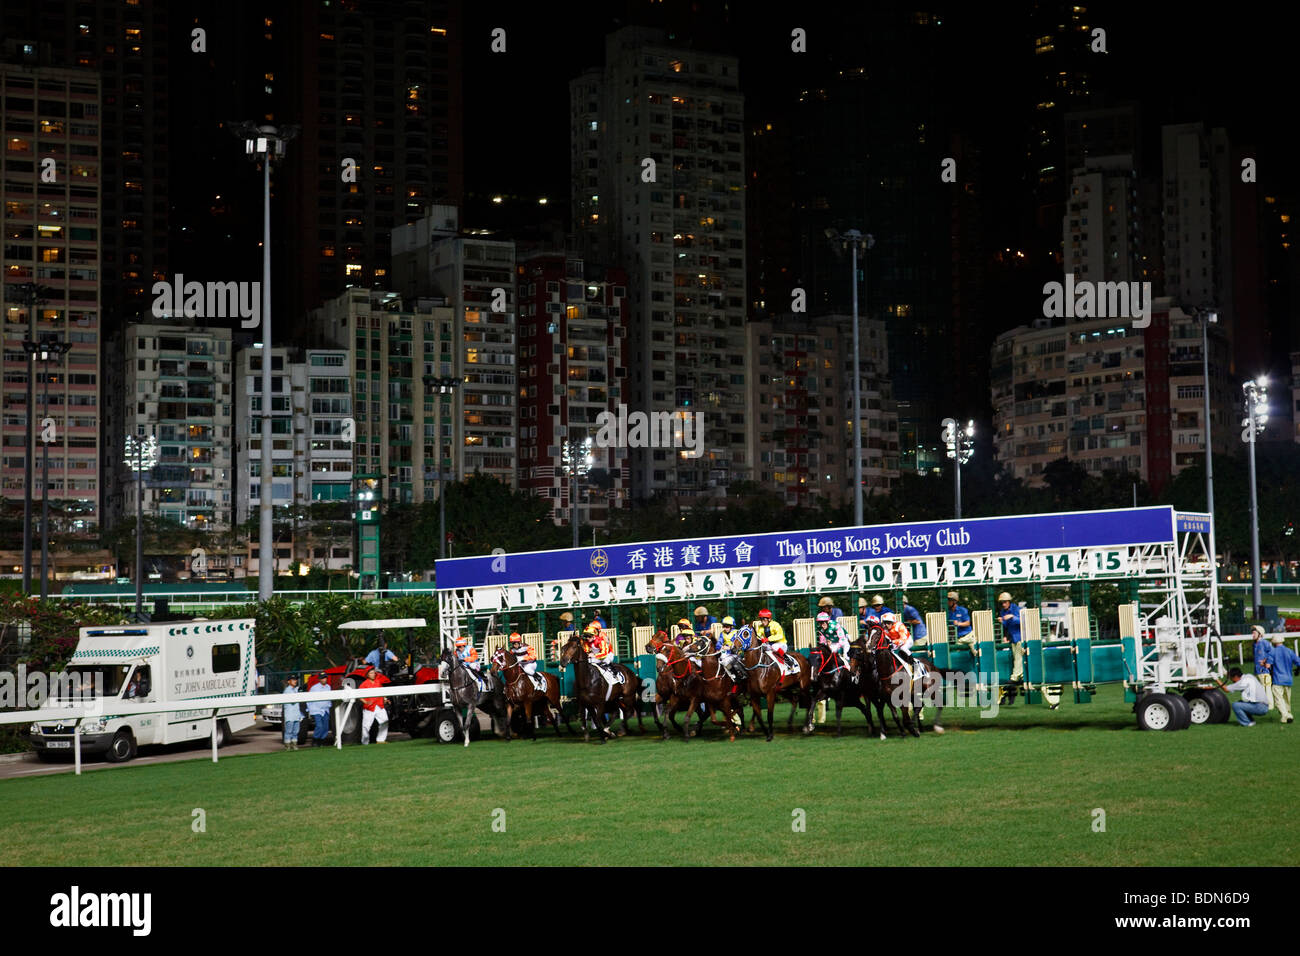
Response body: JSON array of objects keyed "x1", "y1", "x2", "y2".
[
  {"x1": 1, "y1": 64, "x2": 102, "y2": 537},
  {"x1": 279, "y1": 0, "x2": 464, "y2": 327},
  {"x1": 747, "y1": 314, "x2": 898, "y2": 507},
  {"x1": 990, "y1": 299, "x2": 1233, "y2": 493},
  {"x1": 1064, "y1": 155, "x2": 1144, "y2": 284},
  {"x1": 515, "y1": 252, "x2": 628, "y2": 527},
  {"x1": 108, "y1": 324, "x2": 234, "y2": 539},
  {"x1": 572, "y1": 26, "x2": 750, "y2": 501},
  {"x1": 0, "y1": 2, "x2": 171, "y2": 333},
  {"x1": 390, "y1": 206, "x2": 516, "y2": 488}
]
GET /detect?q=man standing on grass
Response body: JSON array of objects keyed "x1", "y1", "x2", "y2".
[
  {"x1": 282, "y1": 675, "x2": 303, "y2": 750},
  {"x1": 1252, "y1": 625, "x2": 1273, "y2": 711},
  {"x1": 1268, "y1": 636, "x2": 1297, "y2": 724},
  {"x1": 307, "y1": 673, "x2": 332, "y2": 746},
  {"x1": 359, "y1": 666, "x2": 390, "y2": 744},
  {"x1": 1214, "y1": 667, "x2": 1269, "y2": 727}
]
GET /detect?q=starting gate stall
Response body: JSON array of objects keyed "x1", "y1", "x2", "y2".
[{"x1": 434, "y1": 506, "x2": 1223, "y2": 729}]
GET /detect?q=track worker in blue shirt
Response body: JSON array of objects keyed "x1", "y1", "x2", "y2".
[
  {"x1": 1268, "y1": 635, "x2": 1297, "y2": 723},
  {"x1": 1252, "y1": 625, "x2": 1273, "y2": 711},
  {"x1": 898, "y1": 595, "x2": 926, "y2": 647},
  {"x1": 948, "y1": 591, "x2": 974, "y2": 651}
]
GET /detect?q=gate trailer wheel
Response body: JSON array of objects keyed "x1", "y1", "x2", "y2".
[
  {"x1": 1203, "y1": 688, "x2": 1231, "y2": 723},
  {"x1": 1164, "y1": 692, "x2": 1191, "y2": 730},
  {"x1": 1184, "y1": 690, "x2": 1214, "y2": 725},
  {"x1": 1136, "y1": 693, "x2": 1179, "y2": 731}
]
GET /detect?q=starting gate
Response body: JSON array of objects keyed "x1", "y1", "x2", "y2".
[{"x1": 434, "y1": 506, "x2": 1222, "y2": 723}]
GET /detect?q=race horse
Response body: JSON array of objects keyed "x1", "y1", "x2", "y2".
[
  {"x1": 805, "y1": 640, "x2": 878, "y2": 738},
  {"x1": 438, "y1": 645, "x2": 507, "y2": 747},
  {"x1": 645, "y1": 632, "x2": 707, "y2": 738},
  {"x1": 680, "y1": 646, "x2": 745, "y2": 742},
  {"x1": 740, "y1": 639, "x2": 811, "y2": 741},
  {"x1": 847, "y1": 637, "x2": 908, "y2": 740},
  {"x1": 489, "y1": 647, "x2": 567, "y2": 740},
  {"x1": 869, "y1": 630, "x2": 951, "y2": 737},
  {"x1": 558, "y1": 635, "x2": 646, "y2": 743}
]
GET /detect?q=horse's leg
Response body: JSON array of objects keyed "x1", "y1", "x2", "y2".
[
  {"x1": 504, "y1": 698, "x2": 513, "y2": 742},
  {"x1": 835, "y1": 692, "x2": 845, "y2": 738},
  {"x1": 463, "y1": 702, "x2": 474, "y2": 747},
  {"x1": 523, "y1": 697, "x2": 536, "y2": 740},
  {"x1": 930, "y1": 677, "x2": 945, "y2": 733},
  {"x1": 683, "y1": 695, "x2": 698, "y2": 741}
]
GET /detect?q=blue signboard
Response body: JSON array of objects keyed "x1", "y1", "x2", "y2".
[
  {"x1": 1174, "y1": 512, "x2": 1212, "y2": 534},
  {"x1": 436, "y1": 506, "x2": 1183, "y2": 591}
]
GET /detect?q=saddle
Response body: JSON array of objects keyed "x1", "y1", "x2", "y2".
[
  {"x1": 529, "y1": 672, "x2": 548, "y2": 694},
  {"x1": 593, "y1": 663, "x2": 626, "y2": 700}
]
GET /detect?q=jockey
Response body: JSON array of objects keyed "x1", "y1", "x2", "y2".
[
  {"x1": 674, "y1": 618, "x2": 695, "y2": 647},
  {"x1": 454, "y1": 636, "x2": 480, "y2": 671},
  {"x1": 454, "y1": 636, "x2": 484, "y2": 689},
  {"x1": 753, "y1": 609, "x2": 788, "y2": 664},
  {"x1": 716, "y1": 615, "x2": 745, "y2": 683},
  {"x1": 882, "y1": 612, "x2": 918, "y2": 670},
  {"x1": 508, "y1": 632, "x2": 538, "y2": 677},
  {"x1": 582, "y1": 623, "x2": 618, "y2": 688},
  {"x1": 816, "y1": 611, "x2": 850, "y2": 668}
]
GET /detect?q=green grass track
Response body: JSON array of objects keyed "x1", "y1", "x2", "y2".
[{"x1": 2, "y1": 684, "x2": 1296, "y2": 866}]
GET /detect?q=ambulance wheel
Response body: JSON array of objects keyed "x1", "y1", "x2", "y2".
[
  {"x1": 106, "y1": 729, "x2": 137, "y2": 762},
  {"x1": 216, "y1": 719, "x2": 233, "y2": 748}
]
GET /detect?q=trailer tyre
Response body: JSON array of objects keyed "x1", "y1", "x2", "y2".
[
  {"x1": 1183, "y1": 690, "x2": 1214, "y2": 725},
  {"x1": 1165, "y1": 692, "x2": 1191, "y2": 730},
  {"x1": 1203, "y1": 688, "x2": 1231, "y2": 723},
  {"x1": 106, "y1": 729, "x2": 137, "y2": 762},
  {"x1": 1136, "y1": 693, "x2": 1178, "y2": 731}
]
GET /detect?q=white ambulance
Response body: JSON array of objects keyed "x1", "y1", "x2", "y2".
[{"x1": 28, "y1": 618, "x2": 257, "y2": 763}]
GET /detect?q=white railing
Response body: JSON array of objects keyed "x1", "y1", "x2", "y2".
[
  {"x1": 1220, "y1": 631, "x2": 1300, "y2": 666},
  {"x1": 45, "y1": 585, "x2": 439, "y2": 606},
  {"x1": 0, "y1": 682, "x2": 448, "y2": 776}
]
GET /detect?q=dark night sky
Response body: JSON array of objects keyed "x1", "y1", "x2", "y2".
[{"x1": 459, "y1": 1, "x2": 1298, "y2": 235}]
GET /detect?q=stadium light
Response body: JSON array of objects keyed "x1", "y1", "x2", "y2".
[
  {"x1": 942, "y1": 417, "x2": 975, "y2": 519},
  {"x1": 1241, "y1": 377, "x2": 1268, "y2": 618}
]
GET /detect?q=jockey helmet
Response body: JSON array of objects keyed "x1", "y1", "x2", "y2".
[
  {"x1": 881, "y1": 612, "x2": 897, "y2": 625},
  {"x1": 583, "y1": 623, "x2": 599, "y2": 637},
  {"x1": 998, "y1": 592, "x2": 1012, "y2": 603},
  {"x1": 816, "y1": 612, "x2": 830, "y2": 623},
  {"x1": 509, "y1": 632, "x2": 524, "y2": 644},
  {"x1": 453, "y1": 636, "x2": 468, "y2": 647},
  {"x1": 677, "y1": 618, "x2": 691, "y2": 628},
  {"x1": 722, "y1": 616, "x2": 735, "y2": 627},
  {"x1": 871, "y1": 594, "x2": 884, "y2": 606},
  {"x1": 758, "y1": 608, "x2": 772, "y2": 619}
]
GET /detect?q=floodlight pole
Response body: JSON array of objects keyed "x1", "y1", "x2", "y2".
[
  {"x1": 1242, "y1": 378, "x2": 1267, "y2": 618},
  {"x1": 234, "y1": 122, "x2": 298, "y2": 602}
]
